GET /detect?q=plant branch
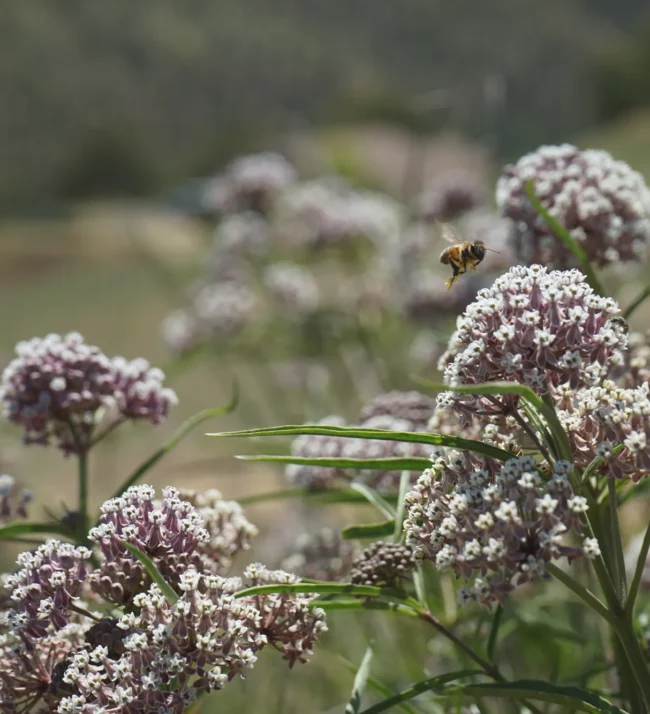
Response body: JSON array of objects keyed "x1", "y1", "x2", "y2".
[
  {"x1": 626, "y1": 515, "x2": 650, "y2": 616},
  {"x1": 546, "y1": 563, "x2": 615, "y2": 626}
]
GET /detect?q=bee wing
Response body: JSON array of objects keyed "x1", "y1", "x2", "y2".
[{"x1": 437, "y1": 221, "x2": 463, "y2": 245}]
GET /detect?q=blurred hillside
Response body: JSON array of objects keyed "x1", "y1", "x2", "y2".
[{"x1": 3, "y1": 0, "x2": 647, "y2": 211}]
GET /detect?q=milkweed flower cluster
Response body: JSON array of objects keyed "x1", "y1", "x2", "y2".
[
  {"x1": 274, "y1": 181, "x2": 402, "y2": 250},
  {"x1": 349, "y1": 541, "x2": 415, "y2": 588},
  {"x1": 0, "y1": 474, "x2": 32, "y2": 522},
  {"x1": 242, "y1": 563, "x2": 328, "y2": 667},
  {"x1": 496, "y1": 144, "x2": 650, "y2": 268},
  {"x1": 286, "y1": 392, "x2": 435, "y2": 492},
  {"x1": 558, "y1": 381, "x2": 650, "y2": 481},
  {"x1": 0, "y1": 487, "x2": 326, "y2": 713},
  {"x1": 204, "y1": 151, "x2": 297, "y2": 215},
  {"x1": 263, "y1": 262, "x2": 320, "y2": 313},
  {"x1": 437, "y1": 265, "x2": 627, "y2": 423},
  {"x1": 215, "y1": 211, "x2": 269, "y2": 257},
  {"x1": 404, "y1": 457, "x2": 598, "y2": 607},
  {"x1": 88, "y1": 486, "x2": 256, "y2": 605},
  {"x1": 3, "y1": 540, "x2": 92, "y2": 637},
  {"x1": 416, "y1": 170, "x2": 486, "y2": 223},
  {"x1": 0, "y1": 333, "x2": 177, "y2": 454},
  {"x1": 281, "y1": 528, "x2": 358, "y2": 582}
]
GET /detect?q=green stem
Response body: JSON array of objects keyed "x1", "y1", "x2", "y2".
[
  {"x1": 626, "y1": 516, "x2": 650, "y2": 616},
  {"x1": 623, "y1": 284, "x2": 650, "y2": 320},
  {"x1": 77, "y1": 450, "x2": 89, "y2": 544},
  {"x1": 546, "y1": 563, "x2": 615, "y2": 626},
  {"x1": 607, "y1": 478, "x2": 627, "y2": 601}
]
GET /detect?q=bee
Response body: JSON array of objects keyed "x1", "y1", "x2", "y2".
[{"x1": 439, "y1": 223, "x2": 498, "y2": 290}]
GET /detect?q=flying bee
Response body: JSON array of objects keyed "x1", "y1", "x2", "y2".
[{"x1": 438, "y1": 223, "x2": 499, "y2": 290}]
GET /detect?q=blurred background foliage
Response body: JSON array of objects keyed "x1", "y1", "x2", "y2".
[
  {"x1": 1, "y1": 0, "x2": 650, "y2": 210},
  {"x1": 3, "y1": 1, "x2": 650, "y2": 712}
]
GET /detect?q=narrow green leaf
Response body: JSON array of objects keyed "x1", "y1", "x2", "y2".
[
  {"x1": 393, "y1": 470, "x2": 411, "y2": 543},
  {"x1": 582, "y1": 445, "x2": 624, "y2": 484},
  {"x1": 623, "y1": 285, "x2": 650, "y2": 320},
  {"x1": 420, "y1": 379, "x2": 572, "y2": 462},
  {"x1": 345, "y1": 645, "x2": 374, "y2": 714},
  {"x1": 315, "y1": 600, "x2": 417, "y2": 617},
  {"x1": 359, "y1": 670, "x2": 482, "y2": 714},
  {"x1": 350, "y1": 482, "x2": 395, "y2": 519},
  {"x1": 235, "y1": 582, "x2": 382, "y2": 599},
  {"x1": 211, "y1": 425, "x2": 513, "y2": 462},
  {"x1": 342, "y1": 520, "x2": 395, "y2": 540},
  {"x1": 121, "y1": 542, "x2": 179, "y2": 605},
  {"x1": 237, "y1": 488, "x2": 396, "y2": 507},
  {"x1": 0, "y1": 522, "x2": 72, "y2": 541},
  {"x1": 486, "y1": 605, "x2": 503, "y2": 661},
  {"x1": 413, "y1": 566, "x2": 428, "y2": 610},
  {"x1": 108, "y1": 385, "x2": 239, "y2": 503},
  {"x1": 236, "y1": 454, "x2": 431, "y2": 472},
  {"x1": 338, "y1": 655, "x2": 420, "y2": 714},
  {"x1": 462, "y1": 679, "x2": 626, "y2": 714},
  {"x1": 524, "y1": 180, "x2": 603, "y2": 295}
]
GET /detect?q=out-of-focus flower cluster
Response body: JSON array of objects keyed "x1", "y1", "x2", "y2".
[
  {"x1": 405, "y1": 456, "x2": 598, "y2": 607},
  {"x1": 416, "y1": 170, "x2": 486, "y2": 223},
  {"x1": 286, "y1": 391, "x2": 436, "y2": 492},
  {"x1": 281, "y1": 527, "x2": 358, "y2": 582},
  {"x1": 162, "y1": 150, "x2": 513, "y2": 376},
  {"x1": 0, "y1": 474, "x2": 32, "y2": 523},
  {"x1": 0, "y1": 333, "x2": 177, "y2": 454},
  {"x1": 0, "y1": 486, "x2": 326, "y2": 713},
  {"x1": 497, "y1": 144, "x2": 650, "y2": 269},
  {"x1": 437, "y1": 265, "x2": 627, "y2": 424}
]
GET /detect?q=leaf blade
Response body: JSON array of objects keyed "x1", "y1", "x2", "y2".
[
  {"x1": 345, "y1": 645, "x2": 374, "y2": 714},
  {"x1": 342, "y1": 520, "x2": 396, "y2": 540},
  {"x1": 122, "y1": 541, "x2": 179, "y2": 605}
]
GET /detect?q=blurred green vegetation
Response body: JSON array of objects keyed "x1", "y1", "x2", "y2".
[{"x1": 1, "y1": 0, "x2": 647, "y2": 211}]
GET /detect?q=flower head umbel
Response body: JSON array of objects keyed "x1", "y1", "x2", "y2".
[
  {"x1": 497, "y1": 144, "x2": 650, "y2": 268},
  {"x1": 404, "y1": 457, "x2": 597, "y2": 607},
  {"x1": 242, "y1": 564, "x2": 328, "y2": 667},
  {"x1": 264, "y1": 262, "x2": 319, "y2": 313},
  {"x1": 89, "y1": 485, "x2": 256, "y2": 605},
  {"x1": 417, "y1": 170, "x2": 486, "y2": 223},
  {"x1": 3, "y1": 540, "x2": 91, "y2": 637},
  {"x1": 438, "y1": 265, "x2": 627, "y2": 423},
  {"x1": 559, "y1": 381, "x2": 650, "y2": 481},
  {"x1": 204, "y1": 151, "x2": 297, "y2": 214},
  {"x1": 0, "y1": 333, "x2": 177, "y2": 454},
  {"x1": 215, "y1": 211, "x2": 269, "y2": 257}
]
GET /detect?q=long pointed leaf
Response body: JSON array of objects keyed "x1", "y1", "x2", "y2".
[
  {"x1": 0, "y1": 521, "x2": 72, "y2": 541},
  {"x1": 236, "y1": 454, "x2": 431, "y2": 472},
  {"x1": 342, "y1": 520, "x2": 395, "y2": 540},
  {"x1": 109, "y1": 385, "x2": 239, "y2": 503},
  {"x1": 211, "y1": 425, "x2": 513, "y2": 462},
  {"x1": 350, "y1": 482, "x2": 395, "y2": 519},
  {"x1": 420, "y1": 379, "x2": 572, "y2": 462},
  {"x1": 121, "y1": 541, "x2": 179, "y2": 605},
  {"x1": 338, "y1": 655, "x2": 419, "y2": 714},
  {"x1": 345, "y1": 646, "x2": 374, "y2": 714},
  {"x1": 461, "y1": 680, "x2": 626, "y2": 714},
  {"x1": 235, "y1": 582, "x2": 382, "y2": 599},
  {"x1": 359, "y1": 670, "x2": 482, "y2": 714},
  {"x1": 624, "y1": 285, "x2": 650, "y2": 320}
]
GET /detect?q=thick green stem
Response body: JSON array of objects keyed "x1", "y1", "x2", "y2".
[
  {"x1": 626, "y1": 515, "x2": 650, "y2": 616},
  {"x1": 607, "y1": 478, "x2": 627, "y2": 601}
]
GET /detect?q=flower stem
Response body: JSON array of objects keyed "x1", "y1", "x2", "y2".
[
  {"x1": 417, "y1": 609, "x2": 545, "y2": 714},
  {"x1": 626, "y1": 515, "x2": 650, "y2": 616},
  {"x1": 606, "y1": 478, "x2": 627, "y2": 601}
]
